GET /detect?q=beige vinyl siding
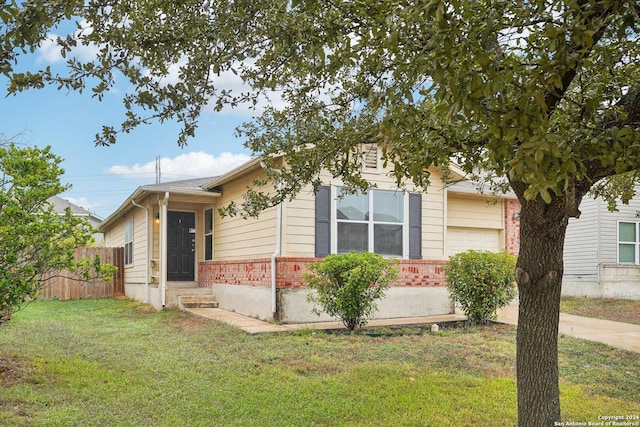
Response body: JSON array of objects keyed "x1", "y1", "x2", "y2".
[
  {"x1": 422, "y1": 179, "x2": 445, "y2": 259},
  {"x1": 106, "y1": 206, "x2": 147, "y2": 284},
  {"x1": 282, "y1": 186, "x2": 317, "y2": 257},
  {"x1": 214, "y1": 167, "x2": 277, "y2": 260},
  {"x1": 447, "y1": 195, "x2": 504, "y2": 229},
  {"x1": 103, "y1": 222, "x2": 124, "y2": 248},
  {"x1": 564, "y1": 198, "x2": 600, "y2": 278}
]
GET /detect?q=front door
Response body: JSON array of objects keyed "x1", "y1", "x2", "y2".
[{"x1": 167, "y1": 211, "x2": 195, "y2": 281}]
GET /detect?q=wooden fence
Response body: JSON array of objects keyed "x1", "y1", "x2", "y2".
[{"x1": 39, "y1": 247, "x2": 125, "y2": 301}]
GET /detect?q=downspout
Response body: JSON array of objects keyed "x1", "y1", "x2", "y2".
[
  {"x1": 131, "y1": 200, "x2": 150, "y2": 304},
  {"x1": 262, "y1": 162, "x2": 282, "y2": 316},
  {"x1": 160, "y1": 192, "x2": 169, "y2": 308},
  {"x1": 272, "y1": 200, "x2": 282, "y2": 315}
]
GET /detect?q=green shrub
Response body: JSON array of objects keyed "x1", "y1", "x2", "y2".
[
  {"x1": 444, "y1": 250, "x2": 517, "y2": 325},
  {"x1": 305, "y1": 252, "x2": 399, "y2": 331}
]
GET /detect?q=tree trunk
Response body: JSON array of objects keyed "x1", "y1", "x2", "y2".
[{"x1": 515, "y1": 197, "x2": 568, "y2": 426}]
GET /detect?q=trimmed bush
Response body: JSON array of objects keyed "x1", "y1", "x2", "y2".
[
  {"x1": 444, "y1": 250, "x2": 517, "y2": 325},
  {"x1": 305, "y1": 252, "x2": 399, "y2": 331}
]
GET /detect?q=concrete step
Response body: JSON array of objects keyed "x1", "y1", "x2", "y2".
[{"x1": 178, "y1": 295, "x2": 219, "y2": 309}]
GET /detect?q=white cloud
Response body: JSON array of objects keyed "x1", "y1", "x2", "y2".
[
  {"x1": 209, "y1": 66, "x2": 287, "y2": 116},
  {"x1": 105, "y1": 151, "x2": 252, "y2": 180},
  {"x1": 37, "y1": 20, "x2": 100, "y2": 64},
  {"x1": 147, "y1": 56, "x2": 287, "y2": 117}
]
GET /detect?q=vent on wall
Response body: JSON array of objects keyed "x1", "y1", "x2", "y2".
[{"x1": 361, "y1": 144, "x2": 380, "y2": 173}]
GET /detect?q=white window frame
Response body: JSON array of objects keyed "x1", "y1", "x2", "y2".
[
  {"x1": 331, "y1": 186, "x2": 409, "y2": 258},
  {"x1": 617, "y1": 220, "x2": 640, "y2": 264},
  {"x1": 204, "y1": 207, "x2": 214, "y2": 261},
  {"x1": 124, "y1": 218, "x2": 134, "y2": 267}
]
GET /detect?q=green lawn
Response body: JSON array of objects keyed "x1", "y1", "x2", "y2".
[
  {"x1": 1, "y1": 299, "x2": 638, "y2": 426},
  {"x1": 560, "y1": 296, "x2": 640, "y2": 325}
]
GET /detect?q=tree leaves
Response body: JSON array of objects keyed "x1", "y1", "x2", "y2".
[
  {"x1": 0, "y1": 142, "x2": 110, "y2": 319},
  {"x1": 2, "y1": 1, "x2": 640, "y2": 206}
]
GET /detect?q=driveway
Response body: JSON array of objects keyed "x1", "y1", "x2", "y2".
[{"x1": 497, "y1": 303, "x2": 640, "y2": 353}]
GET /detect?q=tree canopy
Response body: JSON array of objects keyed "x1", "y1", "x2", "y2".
[
  {"x1": 2, "y1": 0, "x2": 640, "y2": 424},
  {"x1": 3, "y1": 1, "x2": 639, "y2": 205},
  {"x1": 0, "y1": 142, "x2": 114, "y2": 322}
]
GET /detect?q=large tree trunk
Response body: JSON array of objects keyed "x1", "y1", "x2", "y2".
[{"x1": 515, "y1": 196, "x2": 568, "y2": 426}]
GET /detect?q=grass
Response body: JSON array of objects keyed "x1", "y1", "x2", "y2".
[
  {"x1": 560, "y1": 296, "x2": 640, "y2": 325},
  {"x1": 0, "y1": 299, "x2": 638, "y2": 426}
]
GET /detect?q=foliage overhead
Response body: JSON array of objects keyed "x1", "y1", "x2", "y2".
[
  {"x1": 0, "y1": 142, "x2": 115, "y2": 321},
  {"x1": 305, "y1": 252, "x2": 398, "y2": 331},
  {"x1": 2, "y1": 1, "x2": 640, "y2": 211}
]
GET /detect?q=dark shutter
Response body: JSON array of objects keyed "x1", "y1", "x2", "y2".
[
  {"x1": 315, "y1": 186, "x2": 331, "y2": 258},
  {"x1": 409, "y1": 193, "x2": 422, "y2": 260}
]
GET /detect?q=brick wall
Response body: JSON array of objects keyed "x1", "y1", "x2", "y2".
[
  {"x1": 397, "y1": 259, "x2": 447, "y2": 286},
  {"x1": 505, "y1": 198, "x2": 521, "y2": 257},
  {"x1": 198, "y1": 259, "x2": 272, "y2": 288},
  {"x1": 199, "y1": 257, "x2": 448, "y2": 289}
]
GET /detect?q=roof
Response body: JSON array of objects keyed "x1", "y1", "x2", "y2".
[
  {"x1": 137, "y1": 176, "x2": 220, "y2": 193},
  {"x1": 447, "y1": 179, "x2": 516, "y2": 199},
  {"x1": 48, "y1": 196, "x2": 103, "y2": 220},
  {"x1": 99, "y1": 154, "x2": 511, "y2": 231},
  {"x1": 99, "y1": 176, "x2": 222, "y2": 231}
]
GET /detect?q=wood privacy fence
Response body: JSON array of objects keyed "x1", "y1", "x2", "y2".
[{"x1": 39, "y1": 247, "x2": 125, "y2": 301}]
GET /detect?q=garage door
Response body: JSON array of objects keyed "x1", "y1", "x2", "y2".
[{"x1": 447, "y1": 227, "x2": 501, "y2": 256}]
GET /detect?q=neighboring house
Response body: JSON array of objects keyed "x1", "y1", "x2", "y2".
[
  {"x1": 99, "y1": 154, "x2": 521, "y2": 322},
  {"x1": 48, "y1": 195, "x2": 104, "y2": 246},
  {"x1": 564, "y1": 195, "x2": 640, "y2": 299}
]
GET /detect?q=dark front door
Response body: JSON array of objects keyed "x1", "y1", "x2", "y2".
[{"x1": 167, "y1": 211, "x2": 195, "y2": 281}]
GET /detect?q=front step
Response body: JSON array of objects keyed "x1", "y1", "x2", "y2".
[{"x1": 178, "y1": 295, "x2": 219, "y2": 309}]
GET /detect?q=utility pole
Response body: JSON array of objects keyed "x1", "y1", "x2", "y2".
[{"x1": 155, "y1": 156, "x2": 161, "y2": 184}]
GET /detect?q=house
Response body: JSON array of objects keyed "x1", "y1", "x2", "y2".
[
  {"x1": 563, "y1": 195, "x2": 640, "y2": 299},
  {"x1": 99, "y1": 154, "x2": 521, "y2": 322},
  {"x1": 49, "y1": 195, "x2": 104, "y2": 246}
]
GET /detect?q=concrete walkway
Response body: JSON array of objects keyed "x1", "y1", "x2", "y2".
[
  {"x1": 496, "y1": 304, "x2": 640, "y2": 353},
  {"x1": 185, "y1": 305, "x2": 640, "y2": 353},
  {"x1": 185, "y1": 307, "x2": 466, "y2": 334}
]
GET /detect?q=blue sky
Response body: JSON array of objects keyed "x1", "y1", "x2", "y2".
[{"x1": 0, "y1": 35, "x2": 256, "y2": 219}]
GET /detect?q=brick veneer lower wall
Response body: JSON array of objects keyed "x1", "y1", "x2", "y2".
[
  {"x1": 198, "y1": 259, "x2": 272, "y2": 288},
  {"x1": 505, "y1": 198, "x2": 521, "y2": 257},
  {"x1": 198, "y1": 257, "x2": 447, "y2": 289}
]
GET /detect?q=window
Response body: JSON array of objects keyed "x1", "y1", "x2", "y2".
[
  {"x1": 618, "y1": 221, "x2": 639, "y2": 264},
  {"x1": 124, "y1": 219, "x2": 133, "y2": 267},
  {"x1": 315, "y1": 186, "x2": 421, "y2": 259},
  {"x1": 335, "y1": 188, "x2": 405, "y2": 257},
  {"x1": 204, "y1": 208, "x2": 213, "y2": 260}
]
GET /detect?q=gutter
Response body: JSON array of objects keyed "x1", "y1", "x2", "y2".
[
  {"x1": 131, "y1": 200, "x2": 150, "y2": 304},
  {"x1": 160, "y1": 192, "x2": 169, "y2": 308}
]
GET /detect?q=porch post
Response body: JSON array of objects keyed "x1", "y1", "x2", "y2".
[{"x1": 160, "y1": 192, "x2": 169, "y2": 308}]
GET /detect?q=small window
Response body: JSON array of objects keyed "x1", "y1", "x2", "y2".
[
  {"x1": 204, "y1": 209, "x2": 213, "y2": 260},
  {"x1": 124, "y1": 219, "x2": 134, "y2": 267},
  {"x1": 618, "y1": 221, "x2": 639, "y2": 264}
]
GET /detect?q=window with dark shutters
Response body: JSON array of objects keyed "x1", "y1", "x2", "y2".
[{"x1": 314, "y1": 185, "x2": 422, "y2": 259}]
